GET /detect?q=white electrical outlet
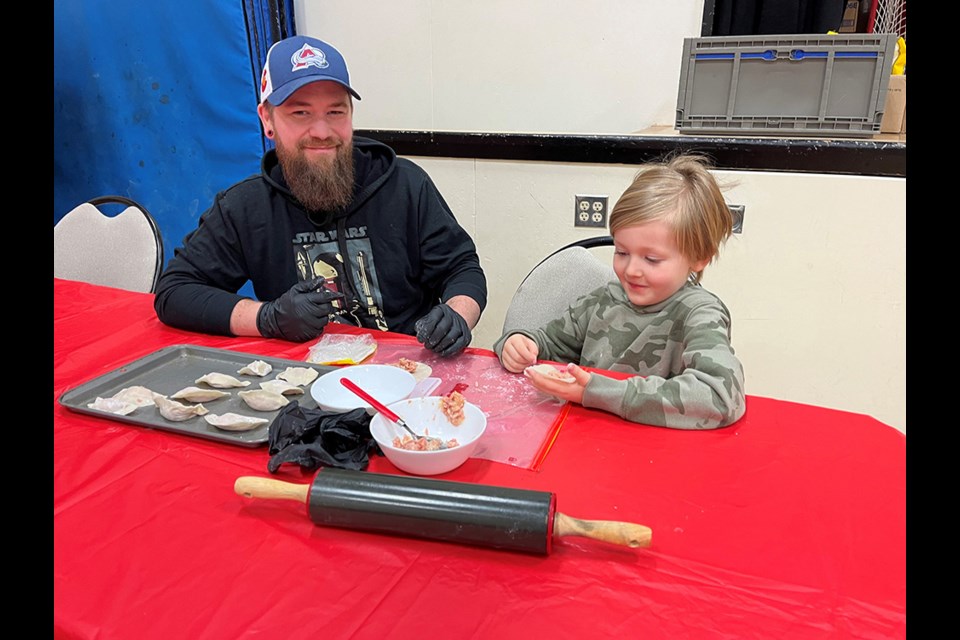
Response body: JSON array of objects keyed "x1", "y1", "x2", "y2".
[{"x1": 575, "y1": 195, "x2": 608, "y2": 228}]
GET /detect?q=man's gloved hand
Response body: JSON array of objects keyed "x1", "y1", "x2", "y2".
[
  {"x1": 257, "y1": 278, "x2": 344, "y2": 342},
  {"x1": 415, "y1": 304, "x2": 471, "y2": 357}
]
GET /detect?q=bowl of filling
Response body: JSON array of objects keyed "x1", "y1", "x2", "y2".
[{"x1": 369, "y1": 392, "x2": 486, "y2": 476}]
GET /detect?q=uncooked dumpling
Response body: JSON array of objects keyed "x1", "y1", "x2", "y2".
[
  {"x1": 195, "y1": 372, "x2": 251, "y2": 388},
  {"x1": 391, "y1": 357, "x2": 432, "y2": 382},
  {"x1": 237, "y1": 360, "x2": 273, "y2": 377},
  {"x1": 238, "y1": 389, "x2": 290, "y2": 411},
  {"x1": 171, "y1": 386, "x2": 231, "y2": 402},
  {"x1": 152, "y1": 393, "x2": 209, "y2": 421},
  {"x1": 276, "y1": 366, "x2": 319, "y2": 386},
  {"x1": 204, "y1": 413, "x2": 269, "y2": 432},
  {"x1": 87, "y1": 397, "x2": 138, "y2": 416},
  {"x1": 111, "y1": 385, "x2": 157, "y2": 407},
  {"x1": 259, "y1": 380, "x2": 305, "y2": 396},
  {"x1": 524, "y1": 364, "x2": 576, "y2": 383}
]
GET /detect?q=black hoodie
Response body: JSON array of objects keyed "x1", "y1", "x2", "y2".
[{"x1": 154, "y1": 136, "x2": 487, "y2": 337}]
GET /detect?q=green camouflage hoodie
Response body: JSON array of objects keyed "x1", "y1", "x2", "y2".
[{"x1": 494, "y1": 281, "x2": 745, "y2": 429}]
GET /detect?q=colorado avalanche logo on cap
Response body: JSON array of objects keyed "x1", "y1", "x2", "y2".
[{"x1": 291, "y1": 43, "x2": 329, "y2": 71}]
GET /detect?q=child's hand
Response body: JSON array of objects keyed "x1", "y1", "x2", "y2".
[
  {"x1": 524, "y1": 363, "x2": 591, "y2": 404},
  {"x1": 500, "y1": 334, "x2": 539, "y2": 372}
]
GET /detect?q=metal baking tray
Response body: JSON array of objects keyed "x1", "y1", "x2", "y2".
[{"x1": 58, "y1": 345, "x2": 336, "y2": 447}]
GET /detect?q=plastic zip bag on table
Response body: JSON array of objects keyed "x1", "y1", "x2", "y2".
[{"x1": 306, "y1": 333, "x2": 378, "y2": 366}]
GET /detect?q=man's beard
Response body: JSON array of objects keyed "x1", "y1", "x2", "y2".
[{"x1": 276, "y1": 136, "x2": 355, "y2": 212}]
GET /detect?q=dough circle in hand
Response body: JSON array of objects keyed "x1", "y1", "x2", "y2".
[{"x1": 524, "y1": 364, "x2": 576, "y2": 383}]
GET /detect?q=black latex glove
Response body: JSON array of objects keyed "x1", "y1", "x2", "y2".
[
  {"x1": 267, "y1": 402, "x2": 374, "y2": 473},
  {"x1": 415, "y1": 303, "x2": 471, "y2": 357},
  {"x1": 256, "y1": 277, "x2": 344, "y2": 342}
]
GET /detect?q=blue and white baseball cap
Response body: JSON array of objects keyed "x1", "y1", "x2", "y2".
[{"x1": 259, "y1": 35, "x2": 361, "y2": 105}]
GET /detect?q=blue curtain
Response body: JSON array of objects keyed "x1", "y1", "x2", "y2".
[
  {"x1": 245, "y1": 0, "x2": 297, "y2": 152},
  {"x1": 54, "y1": 0, "x2": 295, "y2": 271}
]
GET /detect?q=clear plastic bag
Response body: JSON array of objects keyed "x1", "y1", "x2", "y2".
[
  {"x1": 306, "y1": 333, "x2": 378, "y2": 366},
  {"x1": 369, "y1": 343, "x2": 567, "y2": 470}
]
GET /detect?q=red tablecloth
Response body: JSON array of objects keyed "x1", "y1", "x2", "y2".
[{"x1": 53, "y1": 279, "x2": 906, "y2": 639}]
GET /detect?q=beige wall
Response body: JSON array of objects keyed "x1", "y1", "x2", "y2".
[
  {"x1": 295, "y1": 0, "x2": 700, "y2": 133},
  {"x1": 415, "y1": 157, "x2": 906, "y2": 433},
  {"x1": 297, "y1": 2, "x2": 907, "y2": 433}
]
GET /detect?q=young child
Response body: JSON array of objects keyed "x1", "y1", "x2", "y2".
[{"x1": 494, "y1": 153, "x2": 745, "y2": 429}]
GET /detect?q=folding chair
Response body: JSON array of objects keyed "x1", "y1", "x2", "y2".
[
  {"x1": 54, "y1": 195, "x2": 165, "y2": 293},
  {"x1": 501, "y1": 236, "x2": 615, "y2": 334}
]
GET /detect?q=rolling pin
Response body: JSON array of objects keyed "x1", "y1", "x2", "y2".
[{"x1": 235, "y1": 468, "x2": 652, "y2": 555}]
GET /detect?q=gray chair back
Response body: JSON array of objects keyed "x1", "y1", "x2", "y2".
[
  {"x1": 502, "y1": 237, "x2": 616, "y2": 334},
  {"x1": 54, "y1": 195, "x2": 164, "y2": 293}
]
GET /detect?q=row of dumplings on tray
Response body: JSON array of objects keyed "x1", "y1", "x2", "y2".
[{"x1": 86, "y1": 360, "x2": 319, "y2": 431}]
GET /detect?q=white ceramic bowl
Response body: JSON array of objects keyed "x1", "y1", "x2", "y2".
[
  {"x1": 370, "y1": 396, "x2": 487, "y2": 476},
  {"x1": 310, "y1": 365, "x2": 416, "y2": 415}
]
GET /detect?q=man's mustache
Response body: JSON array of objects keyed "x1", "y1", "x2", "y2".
[{"x1": 298, "y1": 137, "x2": 342, "y2": 150}]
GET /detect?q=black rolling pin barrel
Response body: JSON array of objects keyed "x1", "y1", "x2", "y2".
[
  {"x1": 312, "y1": 468, "x2": 555, "y2": 554},
  {"x1": 235, "y1": 468, "x2": 652, "y2": 555}
]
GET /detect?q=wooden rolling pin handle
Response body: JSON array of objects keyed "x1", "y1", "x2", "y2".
[
  {"x1": 554, "y1": 512, "x2": 652, "y2": 548},
  {"x1": 235, "y1": 476, "x2": 309, "y2": 504}
]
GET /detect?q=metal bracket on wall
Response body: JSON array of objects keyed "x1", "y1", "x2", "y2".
[{"x1": 729, "y1": 205, "x2": 744, "y2": 234}]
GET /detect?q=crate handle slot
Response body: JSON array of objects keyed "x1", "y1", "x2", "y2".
[{"x1": 741, "y1": 50, "x2": 777, "y2": 61}]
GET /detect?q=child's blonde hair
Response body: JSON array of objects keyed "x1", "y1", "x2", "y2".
[{"x1": 609, "y1": 153, "x2": 733, "y2": 284}]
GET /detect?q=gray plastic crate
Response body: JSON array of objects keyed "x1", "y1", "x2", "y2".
[{"x1": 675, "y1": 34, "x2": 897, "y2": 137}]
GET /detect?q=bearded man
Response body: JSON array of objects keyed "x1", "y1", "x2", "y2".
[{"x1": 155, "y1": 36, "x2": 486, "y2": 356}]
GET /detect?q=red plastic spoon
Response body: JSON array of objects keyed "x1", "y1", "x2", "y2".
[{"x1": 339, "y1": 377, "x2": 423, "y2": 440}]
